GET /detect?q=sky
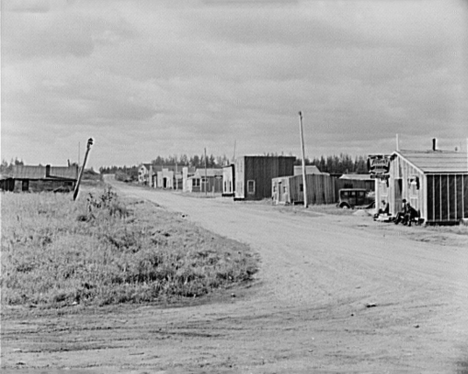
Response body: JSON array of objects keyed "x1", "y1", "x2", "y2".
[{"x1": 1, "y1": 0, "x2": 467, "y2": 169}]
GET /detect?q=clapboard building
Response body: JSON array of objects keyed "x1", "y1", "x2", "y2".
[{"x1": 373, "y1": 143, "x2": 468, "y2": 225}]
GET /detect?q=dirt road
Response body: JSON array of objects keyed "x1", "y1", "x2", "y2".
[{"x1": 3, "y1": 181, "x2": 468, "y2": 373}]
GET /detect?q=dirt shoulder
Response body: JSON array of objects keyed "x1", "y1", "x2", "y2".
[{"x1": 2, "y1": 182, "x2": 468, "y2": 373}]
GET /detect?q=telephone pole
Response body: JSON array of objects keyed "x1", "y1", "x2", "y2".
[
  {"x1": 299, "y1": 111, "x2": 308, "y2": 208},
  {"x1": 73, "y1": 138, "x2": 93, "y2": 201},
  {"x1": 204, "y1": 148, "x2": 207, "y2": 197}
]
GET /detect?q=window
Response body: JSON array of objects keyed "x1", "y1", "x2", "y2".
[
  {"x1": 300, "y1": 184, "x2": 304, "y2": 192},
  {"x1": 247, "y1": 180, "x2": 255, "y2": 194},
  {"x1": 193, "y1": 178, "x2": 200, "y2": 187}
]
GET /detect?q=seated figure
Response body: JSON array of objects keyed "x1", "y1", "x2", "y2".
[
  {"x1": 374, "y1": 200, "x2": 390, "y2": 220},
  {"x1": 394, "y1": 199, "x2": 419, "y2": 226}
]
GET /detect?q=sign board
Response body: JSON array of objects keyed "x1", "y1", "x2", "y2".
[{"x1": 367, "y1": 155, "x2": 391, "y2": 175}]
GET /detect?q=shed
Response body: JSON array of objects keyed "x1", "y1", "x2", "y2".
[
  {"x1": 337, "y1": 174, "x2": 375, "y2": 190},
  {"x1": 374, "y1": 149, "x2": 468, "y2": 225},
  {"x1": 7, "y1": 165, "x2": 78, "y2": 192},
  {"x1": 234, "y1": 155, "x2": 296, "y2": 200},
  {"x1": 186, "y1": 168, "x2": 223, "y2": 193},
  {"x1": 272, "y1": 174, "x2": 335, "y2": 205}
]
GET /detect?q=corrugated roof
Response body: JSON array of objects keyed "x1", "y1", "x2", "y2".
[
  {"x1": 397, "y1": 150, "x2": 468, "y2": 173},
  {"x1": 12, "y1": 165, "x2": 78, "y2": 180}
]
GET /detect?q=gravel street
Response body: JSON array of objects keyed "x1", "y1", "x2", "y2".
[{"x1": 3, "y1": 180, "x2": 468, "y2": 373}]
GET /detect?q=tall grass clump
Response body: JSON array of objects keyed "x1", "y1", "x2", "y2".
[{"x1": 1, "y1": 187, "x2": 257, "y2": 308}]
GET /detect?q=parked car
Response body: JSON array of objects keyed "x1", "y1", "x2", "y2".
[{"x1": 337, "y1": 188, "x2": 375, "y2": 209}]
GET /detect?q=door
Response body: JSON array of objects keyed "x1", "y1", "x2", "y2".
[
  {"x1": 393, "y1": 178, "x2": 402, "y2": 214},
  {"x1": 277, "y1": 182, "x2": 283, "y2": 203}
]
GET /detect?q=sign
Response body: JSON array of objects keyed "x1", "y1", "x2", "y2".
[{"x1": 367, "y1": 155, "x2": 391, "y2": 175}]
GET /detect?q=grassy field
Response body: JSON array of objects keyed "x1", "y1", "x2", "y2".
[{"x1": 1, "y1": 187, "x2": 258, "y2": 308}]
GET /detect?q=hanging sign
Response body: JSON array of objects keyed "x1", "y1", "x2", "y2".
[{"x1": 367, "y1": 155, "x2": 391, "y2": 177}]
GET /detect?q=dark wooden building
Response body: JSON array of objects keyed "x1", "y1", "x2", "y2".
[
  {"x1": 2, "y1": 165, "x2": 78, "y2": 192},
  {"x1": 234, "y1": 155, "x2": 296, "y2": 200},
  {"x1": 374, "y1": 149, "x2": 468, "y2": 225}
]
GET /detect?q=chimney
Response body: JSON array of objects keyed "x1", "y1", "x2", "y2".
[
  {"x1": 45, "y1": 164, "x2": 51, "y2": 177},
  {"x1": 432, "y1": 138, "x2": 437, "y2": 151}
]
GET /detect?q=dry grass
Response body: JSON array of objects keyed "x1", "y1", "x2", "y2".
[{"x1": 1, "y1": 187, "x2": 257, "y2": 308}]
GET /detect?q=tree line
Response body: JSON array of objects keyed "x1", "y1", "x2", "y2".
[{"x1": 99, "y1": 153, "x2": 369, "y2": 181}]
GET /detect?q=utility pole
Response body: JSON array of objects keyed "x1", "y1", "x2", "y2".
[
  {"x1": 232, "y1": 140, "x2": 237, "y2": 163},
  {"x1": 175, "y1": 161, "x2": 178, "y2": 191},
  {"x1": 204, "y1": 148, "x2": 208, "y2": 197},
  {"x1": 73, "y1": 138, "x2": 93, "y2": 201},
  {"x1": 299, "y1": 111, "x2": 308, "y2": 208}
]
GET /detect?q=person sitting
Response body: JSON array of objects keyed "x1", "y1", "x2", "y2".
[
  {"x1": 374, "y1": 200, "x2": 390, "y2": 220},
  {"x1": 403, "y1": 202, "x2": 419, "y2": 226},
  {"x1": 394, "y1": 199, "x2": 418, "y2": 226}
]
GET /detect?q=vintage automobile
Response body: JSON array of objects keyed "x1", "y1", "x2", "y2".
[{"x1": 337, "y1": 188, "x2": 375, "y2": 209}]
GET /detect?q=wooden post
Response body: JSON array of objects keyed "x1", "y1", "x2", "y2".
[
  {"x1": 299, "y1": 111, "x2": 308, "y2": 208},
  {"x1": 73, "y1": 138, "x2": 93, "y2": 201},
  {"x1": 204, "y1": 148, "x2": 207, "y2": 197}
]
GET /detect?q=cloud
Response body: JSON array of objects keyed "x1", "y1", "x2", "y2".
[{"x1": 1, "y1": 0, "x2": 467, "y2": 168}]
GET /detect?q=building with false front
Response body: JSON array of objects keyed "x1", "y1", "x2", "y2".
[{"x1": 373, "y1": 140, "x2": 468, "y2": 225}]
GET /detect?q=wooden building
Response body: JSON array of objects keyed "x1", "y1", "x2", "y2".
[
  {"x1": 155, "y1": 167, "x2": 181, "y2": 189},
  {"x1": 234, "y1": 155, "x2": 296, "y2": 200},
  {"x1": 336, "y1": 174, "x2": 375, "y2": 192},
  {"x1": 272, "y1": 174, "x2": 335, "y2": 205},
  {"x1": 374, "y1": 148, "x2": 468, "y2": 225},
  {"x1": 138, "y1": 163, "x2": 154, "y2": 187},
  {"x1": 293, "y1": 165, "x2": 324, "y2": 176},
  {"x1": 185, "y1": 168, "x2": 223, "y2": 193},
  {"x1": 222, "y1": 164, "x2": 235, "y2": 197},
  {"x1": 3, "y1": 165, "x2": 78, "y2": 192}
]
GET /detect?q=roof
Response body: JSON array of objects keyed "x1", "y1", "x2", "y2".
[
  {"x1": 193, "y1": 168, "x2": 223, "y2": 177},
  {"x1": 12, "y1": 165, "x2": 78, "y2": 180},
  {"x1": 239, "y1": 155, "x2": 296, "y2": 160},
  {"x1": 293, "y1": 165, "x2": 323, "y2": 175},
  {"x1": 339, "y1": 173, "x2": 373, "y2": 180},
  {"x1": 397, "y1": 150, "x2": 468, "y2": 174},
  {"x1": 140, "y1": 163, "x2": 153, "y2": 170}
]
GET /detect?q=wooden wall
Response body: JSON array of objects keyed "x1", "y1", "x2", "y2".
[
  {"x1": 426, "y1": 174, "x2": 468, "y2": 223},
  {"x1": 240, "y1": 156, "x2": 295, "y2": 200},
  {"x1": 272, "y1": 174, "x2": 336, "y2": 205}
]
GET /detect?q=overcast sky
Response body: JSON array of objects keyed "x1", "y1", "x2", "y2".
[{"x1": 2, "y1": 0, "x2": 467, "y2": 169}]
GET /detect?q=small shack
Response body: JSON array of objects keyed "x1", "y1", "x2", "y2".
[
  {"x1": 185, "y1": 168, "x2": 223, "y2": 193},
  {"x1": 234, "y1": 155, "x2": 296, "y2": 200},
  {"x1": 4, "y1": 164, "x2": 78, "y2": 192},
  {"x1": 336, "y1": 174, "x2": 375, "y2": 191},
  {"x1": 374, "y1": 145, "x2": 468, "y2": 225},
  {"x1": 272, "y1": 174, "x2": 335, "y2": 205}
]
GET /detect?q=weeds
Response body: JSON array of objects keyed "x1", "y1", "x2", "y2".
[{"x1": 1, "y1": 188, "x2": 257, "y2": 308}]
